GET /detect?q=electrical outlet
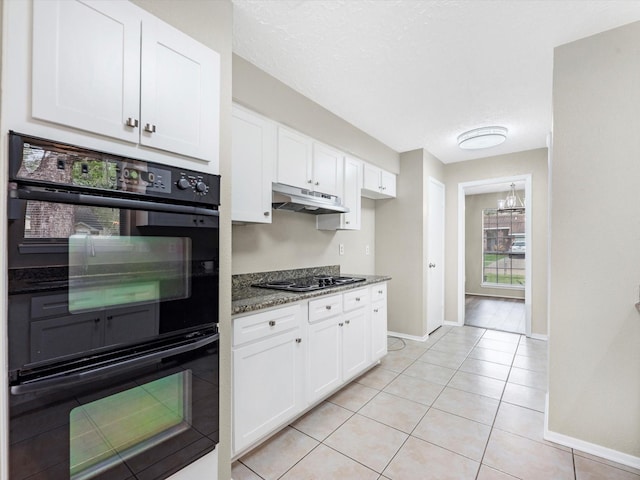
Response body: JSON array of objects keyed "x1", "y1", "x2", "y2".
[
  {"x1": 365, "y1": 245, "x2": 370, "y2": 255},
  {"x1": 339, "y1": 244, "x2": 345, "y2": 255}
]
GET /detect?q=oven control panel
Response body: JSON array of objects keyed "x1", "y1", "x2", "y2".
[{"x1": 9, "y1": 132, "x2": 221, "y2": 207}]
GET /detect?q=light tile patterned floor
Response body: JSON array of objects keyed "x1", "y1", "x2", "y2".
[{"x1": 232, "y1": 326, "x2": 640, "y2": 480}]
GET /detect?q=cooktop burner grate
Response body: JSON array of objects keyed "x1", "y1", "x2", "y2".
[{"x1": 253, "y1": 275, "x2": 365, "y2": 292}]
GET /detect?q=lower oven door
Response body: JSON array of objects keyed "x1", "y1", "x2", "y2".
[{"x1": 9, "y1": 334, "x2": 219, "y2": 480}]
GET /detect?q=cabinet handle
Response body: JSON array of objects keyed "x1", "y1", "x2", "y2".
[
  {"x1": 307, "y1": 179, "x2": 313, "y2": 184},
  {"x1": 378, "y1": 290, "x2": 383, "y2": 294},
  {"x1": 315, "y1": 181, "x2": 319, "y2": 186},
  {"x1": 269, "y1": 320, "x2": 276, "y2": 327},
  {"x1": 264, "y1": 211, "x2": 270, "y2": 217},
  {"x1": 355, "y1": 297, "x2": 360, "y2": 302},
  {"x1": 125, "y1": 117, "x2": 138, "y2": 128},
  {"x1": 345, "y1": 320, "x2": 350, "y2": 325},
  {"x1": 295, "y1": 338, "x2": 302, "y2": 343},
  {"x1": 373, "y1": 308, "x2": 379, "y2": 313},
  {"x1": 93, "y1": 318, "x2": 100, "y2": 323},
  {"x1": 339, "y1": 322, "x2": 344, "y2": 327},
  {"x1": 144, "y1": 123, "x2": 157, "y2": 133},
  {"x1": 346, "y1": 221, "x2": 350, "y2": 224},
  {"x1": 382, "y1": 186, "x2": 387, "y2": 190},
  {"x1": 325, "y1": 305, "x2": 332, "y2": 310}
]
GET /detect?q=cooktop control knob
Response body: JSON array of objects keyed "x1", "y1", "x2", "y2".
[
  {"x1": 195, "y1": 181, "x2": 207, "y2": 193},
  {"x1": 177, "y1": 177, "x2": 191, "y2": 190}
]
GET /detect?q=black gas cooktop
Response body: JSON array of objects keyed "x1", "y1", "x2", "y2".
[{"x1": 253, "y1": 275, "x2": 366, "y2": 292}]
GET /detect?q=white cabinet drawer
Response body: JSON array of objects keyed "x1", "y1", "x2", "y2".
[
  {"x1": 343, "y1": 288, "x2": 369, "y2": 312},
  {"x1": 308, "y1": 294, "x2": 342, "y2": 323},
  {"x1": 371, "y1": 283, "x2": 387, "y2": 302},
  {"x1": 234, "y1": 304, "x2": 302, "y2": 346}
]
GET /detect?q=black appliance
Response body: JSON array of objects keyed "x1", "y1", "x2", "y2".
[
  {"x1": 7, "y1": 132, "x2": 220, "y2": 480},
  {"x1": 253, "y1": 275, "x2": 365, "y2": 292}
]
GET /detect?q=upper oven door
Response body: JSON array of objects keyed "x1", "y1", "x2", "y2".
[{"x1": 7, "y1": 195, "x2": 219, "y2": 375}]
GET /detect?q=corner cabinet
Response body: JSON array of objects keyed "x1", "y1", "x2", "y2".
[
  {"x1": 362, "y1": 163, "x2": 396, "y2": 199},
  {"x1": 29, "y1": 0, "x2": 220, "y2": 168},
  {"x1": 316, "y1": 155, "x2": 363, "y2": 231},
  {"x1": 232, "y1": 105, "x2": 276, "y2": 223}
]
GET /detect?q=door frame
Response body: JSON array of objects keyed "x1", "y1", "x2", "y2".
[{"x1": 456, "y1": 174, "x2": 532, "y2": 336}]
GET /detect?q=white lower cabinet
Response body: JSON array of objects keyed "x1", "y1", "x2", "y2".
[
  {"x1": 371, "y1": 283, "x2": 388, "y2": 361},
  {"x1": 232, "y1": 282, "x2": 388, "y2": 457},
  {"x1": 232, "y1": 305, "x2": 305, "y2": 454}
]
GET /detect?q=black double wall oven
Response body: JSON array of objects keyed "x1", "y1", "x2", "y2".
[{"x1": 7, "y1": 132, "x2": 220, "y2": 480}]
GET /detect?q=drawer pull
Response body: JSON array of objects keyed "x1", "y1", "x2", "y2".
[
  {"x1": 345, "y1": 320, "x2": 350, "y2": 325},
  {"x1": 373, "y1": 308, "x2": 379, "y2": 313},
  {"x1": 355, "y1": 297, "x2": 361, "y2": 302},
  {"x1": 295, "y1": 338, "x2": 302, "y2": 343},
  {"x1": 338, "y1": 322, "x2": 344, "y2": 327},
  {"x1": 268, "y1": 320, "x2": 276, "y2": 327},
  {"x1": 325, "y1": 305, "x2": 332, "y2": 310},
  {"x1": 378, "y1": 290, "x2": 383, "y2": 294}
]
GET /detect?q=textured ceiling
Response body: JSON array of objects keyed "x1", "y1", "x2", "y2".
[{"x1": 232, "y1": 0, "x2": 640, "y2": 163}]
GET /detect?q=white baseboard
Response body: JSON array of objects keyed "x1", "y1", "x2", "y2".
[
  {"x1": 387, "y1": 330, "x2": 429, "y2": 342},
  {"x1": 444, "y1": 320, "x2": 462, "y2": 327},
  {"x1": 530, "y1": 332, "x2": 548, "y2": 341},
  {"x1": 544, "y1": 394, "x2": 640, "y2": 470}
]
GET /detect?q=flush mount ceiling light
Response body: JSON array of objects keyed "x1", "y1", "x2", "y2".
[{"x1": 457, "y1": 126, "x2": 508, "y2": 150}]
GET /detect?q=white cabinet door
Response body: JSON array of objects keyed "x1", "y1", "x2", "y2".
[
  {"x1": 362, "y1": 163, "x2": 381, "y2": 193},
  {"x1": 140, "y1": 16, "x2": 220, "y2": 163},
  {"x1": 342, "y1": 156, "x2": 362, "y2": 229},
  {"x1": 312, "y1": 143, "x2": 342, "y2": 197},
  {"x1": 316, "y1": 155, "x2": 362, "y2": 231},
  {"x1": 342, "y1": 308, "x2": 369, "y2": 380},
  {"x1": 306, "y1": 317, "x2": 342, "y2": 403},
  {"x1": 232, "y1": 106, "x2": 275, "y2": 223},
  {"x1": 233, "y1": 326, "x2": 304, "y2": 454},
  {"x1": 371, "y1": 283, "x2": 388, "y2": 361},
  {"x1": 32, "y1": 0, "x2": 141, "y2": 144},
  {"x1": 380, "y1": 170, "x2": 397, "y2": 197},
  {"x1": 277, "y1": 127, "x2": 312, "y2": 189}
]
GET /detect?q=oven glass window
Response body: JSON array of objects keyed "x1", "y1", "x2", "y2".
[
  {"x1": 69, "y1": 370, "x2": 192, "y2": 479},
  {"x1": 68, "y1": 234, "x2": 191, "y2": 312}
]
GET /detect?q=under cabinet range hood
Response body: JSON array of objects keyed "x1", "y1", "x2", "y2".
[{"x1": 272, "y1": 183, "x2": 349, "y2": 215}]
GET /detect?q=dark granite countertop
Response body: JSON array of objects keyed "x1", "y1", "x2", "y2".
[{"x1": 232, "y1": 266, "x2": 391, "y2": 315}]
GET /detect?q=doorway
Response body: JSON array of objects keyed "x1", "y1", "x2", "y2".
[{"x1": 456, "y1": 175, "x2": 532, "y2": 336}]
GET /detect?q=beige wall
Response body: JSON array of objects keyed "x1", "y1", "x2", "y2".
[
  {"x1": 465, "y1": 192, "x2": 525, "y2": 299},
  {"x1": 231, "y1": 56, "x2": 398, "y2": 276},
  {"x1": 132, "y1": 2, "x2": 234, "y2": 478},
  {"x1": 376, "y1": 149, "x2": 445, "y2": 338},
  {"x1": 233, "y1": 55, "x2": 399, "y2": 174},
  {"x1": 550, "y1": 21, "x2": 640, "y2": 459},
  {"x1": 444, "y1": 149, "x2": 548, "y2": 336},
  {"x1": 233, "y1": 199, "x2": 376, "y2": 275}
]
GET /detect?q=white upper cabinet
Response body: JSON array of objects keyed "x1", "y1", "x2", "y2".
[
  {"x1": 32, "y1": 0, "x2": 141, "y2": 144},
  {"x1": 362, "y1": 162, "x2": 396, "y2": 199},
  {"x1": 232, "y1": 105, "x2": 276, "y2": 223},
  {"x1": 29, "y1": 0, "x2": 220, "y2": 169},
  {"x1": 311, "y1": 143, "x2": 342, "y2": 197},
  {"x1": 139, "y1": 16, "x2": 219, "y2": 161},
  {"x1": 276, "y1": 127, "x2": 313, "y2": 189},
  {"x1": 316, "y1": 155, "x2": 362, "y2": 231},
  {"x1": 276, "y1": 126, "x2": 342, "y2": 197}
]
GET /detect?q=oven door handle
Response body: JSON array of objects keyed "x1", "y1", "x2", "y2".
[
  {"x1": 11, "y1": 186, "x2": 219, "y2": 217},
  {"x1": 10, "y1": 333, "x2": 219, "y2": 396}
]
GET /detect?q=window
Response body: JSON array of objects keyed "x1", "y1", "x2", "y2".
[{"x1": 482, "y1": 208, "x2": 525, "y2": 288}]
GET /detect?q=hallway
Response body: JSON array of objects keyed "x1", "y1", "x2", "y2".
[{"x1": 465, "y1": 295, "x2": 525, "y2": 334}]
